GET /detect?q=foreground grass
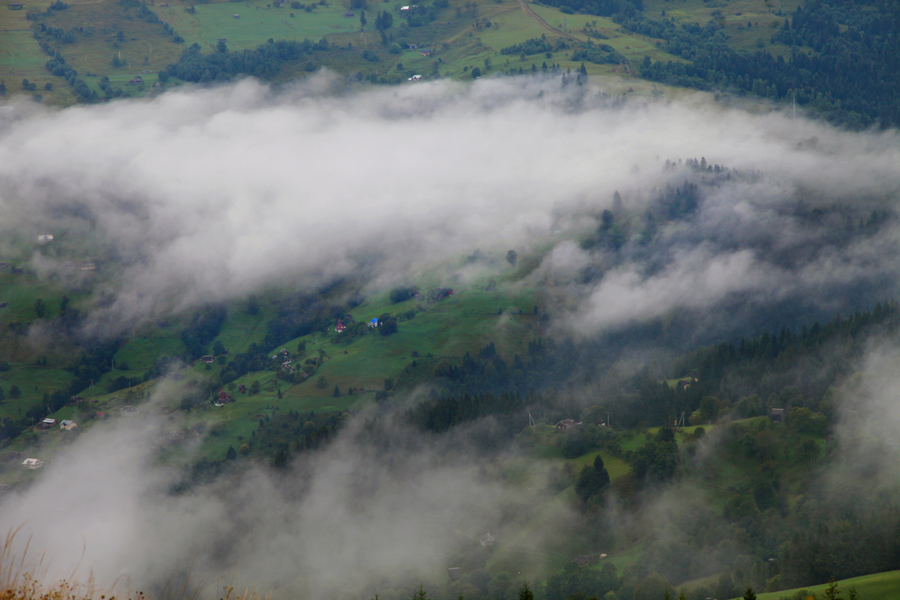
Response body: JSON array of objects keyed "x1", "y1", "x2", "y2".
[{"x1": 739, "y1": 569, "x2": 900, "y2": 600}]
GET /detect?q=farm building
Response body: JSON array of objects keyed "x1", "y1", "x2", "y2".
[
  {"x1": 408, "y1": 75, "x2": 422, "y2": 81},
  {"x1": 60, "y1": 420, "x2": 77, "y2": 431},
  {"x1": 555, "y1": 418, "x2": 580, "y2": 431},
  {"x1": 233, "y1": 13, "x2": 239, "y2": 18},
  {"x1": 238, "y1": 384, "x2": 247, "y2": 393},
  {"x1": 335, "y1": 321, "x2": 346, "y2": 333},
  {"x1": 421, "y1": 49, "x2": 431, "y2": 56},
  {"x1": 573, "y1": 555, "x2": 596, "y2": 566},
  {"x1": 447, "y1": 567, "x2": 461, "y2": 581},
  {"x1": 37, "y1": 234, "x2": 54, "y2": 243},
  {"x1": 8, "y1": 3, "x2": 23, "y2": 9},
  {"x1": 22, "y1": 458, "x2": 43, "y2": 469},
  {"x1": 128, "y1": 76, "x2": 143, "y2": 85},
  {"x1": 480, "y1": 533, "x2": 494, "y2": 547},
  {"x1": 769, "y1": 408, "x2": 785, "y2": 423},
  {"x1": 201, "y1": 355, "x2": 215, "y2": 364},
  {"x1": 38, "y1": 418, "x2": 57, "y2": 430},
  {"x1": 120, "y1": 406, "x2": 138, "y2": 415}
]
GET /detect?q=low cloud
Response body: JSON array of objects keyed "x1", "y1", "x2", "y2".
[{"x1": 0, "y1": 75, "x2": 897, "y2": 338}]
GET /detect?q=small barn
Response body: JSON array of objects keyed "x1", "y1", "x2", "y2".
[
  {"x1": 127, "y1": 76, "x2": 143, "y2": 85},
  {"x1": 201, "y1": 355, "x2": 215, "y2": 364},
  {"x1": 769, "y1": 408, "x2": 785, "y2": 423},
  {"x1": 38, "y1": 418, "x2": 57, "y2": 430},
  {"x1": 60, "y1": 420, "x2": 77, "y2": 431},
  {"x1": 22, "y1": 458, "x2": 43, "y2": 469}
]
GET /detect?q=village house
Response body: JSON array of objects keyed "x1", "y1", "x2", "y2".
[
  {"x1": 60, "y1": 420, "x2": 77, "y2": 431},
  {"x1": 408, "y1": 74, "x2": 422, "y2": 82},
  {"x1": 769, "y1": 408, "x2": 785, "y2": 423},
  {"x1": 555, "y1": 418, "x2": 581, "y2": 431},
  {"x1": 127, "y1": 76, "x2": 143, "y2": 85},
  {"x1": 120, "y1": 406, "x2": 138, "y2": 415},
  {"x1": 201, "y1": 355, "x2": 215, "y2": 364},
  {"x1": 38, "y1": 418, "x2": 57, "y2": 430},
  {"x1": 37, "y1": 234, "x2": 54, "y2": 243},
  {"x1": 22, "y1": 458, "x2": 43, "y2": 469}
]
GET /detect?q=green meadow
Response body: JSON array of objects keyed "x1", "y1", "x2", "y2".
[{"x1": 743, "y1": 569, "x2": 900, "y2": 600}]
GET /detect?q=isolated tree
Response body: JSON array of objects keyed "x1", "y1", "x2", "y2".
[
  {"x1": 519, "y1": 582, "x2": 534, "y2": 600},
  {"x1": 471, "y1": 66, "x2": 481, "y2": 78},
  {"x1": 249, "y1": 380, "x2": 261, "y2": 395},
  {"x1": 333, "y1": 385, "x2": 340, "y2": 397},
  {"x1": 575, "y1": 454, "x2": 610, "y2": 503},
  {"x1": 226, "y1": 445, "x2": 237, "y2": 460},
  {"x1": 9, "y1": 385, "x2": 21, "y2": 399},
  {"x1": 213, "y1": 340, "x2": 226, "y2": 355},
  {"x1": 742, "y1": 588, "x2": 757, "y2": 600},
  {"x1": 0, "y1": 387, "x2": 5, "y2": 402},
  {"x1": 506, "y1": 250, "x2": 517, "y2": 266},
  {"x1": 34, "y1": 299, "x2": 46, "y2": 318},
  {"x1": 0, "y1": 80, "x2": 6, "y2": 96}
]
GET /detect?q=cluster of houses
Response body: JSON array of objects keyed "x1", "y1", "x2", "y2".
[{"x1": 37, "y1": 418, "x2": 77, "y2": 431}]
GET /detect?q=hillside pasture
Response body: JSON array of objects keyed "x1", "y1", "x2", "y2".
[
  {"x1": 35, "y1": 0, "x2": 184, "y2": 92},
  {"x1": 162, "y1": 1, "x2": 360, "y2": 53}
]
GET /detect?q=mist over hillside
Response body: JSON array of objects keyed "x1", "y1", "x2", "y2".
[
  {"x1": 1, "y1": 74, "x2": 898, "y2": 338},
  {"x1": 1, "y1": 75, "x2": 900, "y2": 599}
]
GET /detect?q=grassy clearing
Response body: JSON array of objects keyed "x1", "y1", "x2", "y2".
[
  {"x1": 163, "y1": 1, "x2": 360, "y2": 52},
  {"x1": 34, "y1": 0, "x2": 183, "y2": 93},
  {"x1": 743, "y1": 569, "x2": 900, "y2": 600},
  {"x1": 572, "y1": 449, "x2": 631, "y2": 480},
  {"x1": 642, "y1": 0, "x2": 804, "y2": 57},
  {"x1": 0, "y1": 366, "x2": 74, "y2": 421}
]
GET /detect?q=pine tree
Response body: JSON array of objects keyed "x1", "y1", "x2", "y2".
[
  {"x1": 742, "y1": 588, "x2": 757, "y2": 600},
  {"x1": 519, "y1": 582, "x2": 534, "y2": 600}
]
